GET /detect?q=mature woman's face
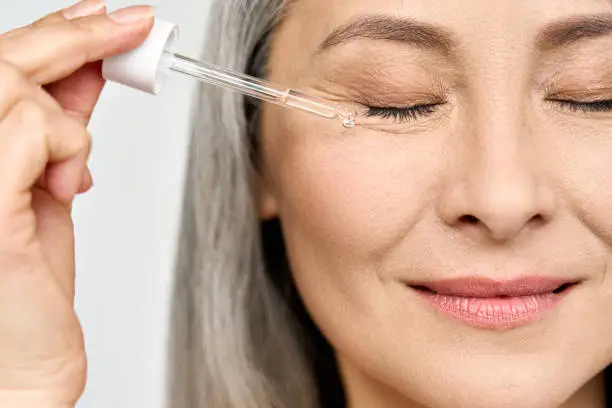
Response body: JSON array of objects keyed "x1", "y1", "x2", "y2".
[{"x1": 258, "y1": 0, "x2": 612, "y2": 407}]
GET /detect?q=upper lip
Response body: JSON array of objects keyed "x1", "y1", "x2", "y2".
[{"x1": 406, "y1": 276, "x2": 581, "y2": 298}]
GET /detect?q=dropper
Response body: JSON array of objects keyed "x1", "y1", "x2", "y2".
[{"x1": 102, "y1": 18, "x2": 357, "y2": 128}]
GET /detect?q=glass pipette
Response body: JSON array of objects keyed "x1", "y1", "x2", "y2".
[
  {"x1": 162, "y1": 52, "x2": 357, "y2": 128},
  {"x1": 101, "y1": 18, "x2": 358, "y2": 129}
]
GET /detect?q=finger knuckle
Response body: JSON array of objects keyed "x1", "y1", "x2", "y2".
[
  {"x1": 2, "y1": 101, "x2": 48, "y2": 162},
  {"x1": 63, "y1": 116, "x2": 92, "y2": 154},
  {"x1": 30, "y1": 18, "x2": 48, "y2": 30},
  {"x1": 0, "y1": 41, "x2": 13, "y2": 65},
  {"x1": 78, "y1": 128, "x2": 92, "y2": 153},
  {"x1": 12, "y1": 100, "x2": 47, "y2": 132},
  {"x1": 66, "y1": 17, "x2": 98, "y2": 38},
  {"x1": 30, "y1": 12, "x2": 64, "y2": 30},
  {"x1": 65, "y1": 17, "x2": 104, "y2": 60},
  {"x1": 0, "y1": 61, "x2": 25, "y2": 97}
]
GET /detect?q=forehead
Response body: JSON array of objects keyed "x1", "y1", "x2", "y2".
[
  {"x1": 283, "y1": 0, "x2": 612, "y2": 24},
  {"x1": 274, "y1": 0, "x2": 612, "y2": 55},
  {"x1": 266, "y1": 0, "x2": 612, "y2": 82}
]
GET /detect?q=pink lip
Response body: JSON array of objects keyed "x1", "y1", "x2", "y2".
[{"x1": 406, "y1": 276, "x2": 579, "y2": 329}]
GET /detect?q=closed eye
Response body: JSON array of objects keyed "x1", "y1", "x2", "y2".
[{"x1": 365, "y1": 104, "x2": 440, "y2": 122}]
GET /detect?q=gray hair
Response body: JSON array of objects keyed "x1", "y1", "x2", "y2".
[{"x1": 167, "y1": 0, "x2": 322, "y2": 407}]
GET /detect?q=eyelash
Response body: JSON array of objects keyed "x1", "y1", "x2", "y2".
[
  {"x1": 552, "y1": 99, "x2": 612, "y2": 113},
  {"x1": 365, "y1": 104, "x2": 439, "y2": 122}
]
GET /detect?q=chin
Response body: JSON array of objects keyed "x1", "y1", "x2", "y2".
[
  {"x1": 364, "y1": 351, "x2": 599, "y2": 408},
  {"x1": 417, "y1": 380, "x2": 574, "y2": 408}
]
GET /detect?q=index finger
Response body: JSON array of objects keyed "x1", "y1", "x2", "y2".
[
  {"x1": 3, "y1": 13, "x2": 65, "y2": 39},
  {"x1": 0, "y1": 5, "x2": 154, "y2": 86},
  {"x1": 2, "y1": 0, "x2": 106, "y2": 40}
]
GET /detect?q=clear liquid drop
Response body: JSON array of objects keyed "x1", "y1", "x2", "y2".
[{"x1": 342, "y1": 116, "x2": 356, "y2": 128}]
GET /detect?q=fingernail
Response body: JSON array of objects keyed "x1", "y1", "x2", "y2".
[
  {"x1": 108, "y1": 5, "x2": 155, "y2": 24},
  {"x1": 63, "y1": 0, "x2": 107, "y2": 20}
]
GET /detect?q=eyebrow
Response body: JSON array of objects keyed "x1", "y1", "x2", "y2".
[
  {"x1": 536, "y1": 14, "x2": 612, "y2": 51},
  {"x1": 317, "y1": 15, "x2": 455, "y2": 56},
  {"x1": 316, "y1": 14, "x2": 612, "y2": 56}
]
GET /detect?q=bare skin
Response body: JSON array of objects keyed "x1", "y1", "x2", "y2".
[{"x1": 0, "y1": 1, "x2": 153, "y2": 406}]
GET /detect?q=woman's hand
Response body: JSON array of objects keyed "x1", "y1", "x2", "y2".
[{"x1": 0, "y1": 1, "x2": 153, "y2": 406}]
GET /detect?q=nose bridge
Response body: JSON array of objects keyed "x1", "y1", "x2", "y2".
[
  {"x1": 470, "y1": 106, "x2": 539, "y2": 224},
  {"x1": 439, "y1": 80, "x2": 553, "y2": 242},
  {"x1": 470, "y1": 84, "x2": 531, "y2": 182}
]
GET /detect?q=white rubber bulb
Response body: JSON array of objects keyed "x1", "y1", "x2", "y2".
[{"x1": 102, "y1": 18, "x2": 179, "y2": 94}]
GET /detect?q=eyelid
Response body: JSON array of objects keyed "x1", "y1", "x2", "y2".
[
  {"x1": 542, "y1": 73, "x2": 612, "y2": 98},
  {"x1": 356, "y1": 93, "x2": 448, "y2": 108},
  {"x1": 308, "y1": 72, "x2": 451, "y2": 103},
  {"x1": 546, "y1": 85, "x2": 612, "y2": 96}
]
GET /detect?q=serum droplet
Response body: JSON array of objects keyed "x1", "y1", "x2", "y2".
[{"x1": 342, "y1": 117, "x2": 356, "y2": 128}]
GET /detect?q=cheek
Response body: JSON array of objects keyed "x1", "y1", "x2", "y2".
[
  {"x1": 264, "y1": 111, "x2": 446, "y2": 266},
  {"x1": 543, "y1": 121, "x2": 612, "y2": 244}
]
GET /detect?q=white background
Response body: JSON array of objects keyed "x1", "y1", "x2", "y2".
[{"x1": 0, "y1": 1, "x2": 212, "y2": 407}]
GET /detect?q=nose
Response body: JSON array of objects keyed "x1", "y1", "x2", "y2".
[{"x1": 437, "y1": 115, "x2": 555, "y2": 243}]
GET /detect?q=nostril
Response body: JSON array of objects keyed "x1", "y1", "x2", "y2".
[
  {"x1": 459, "y1": 215, "x2": 479, "y2": 224},
  {"x1": 529, "y1": 214, "x2": 544, "y2": 223}
]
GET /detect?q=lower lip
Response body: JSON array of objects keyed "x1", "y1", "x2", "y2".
[{"x1": 413, "y1": 289, "x2": 566, "y2": 329}]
